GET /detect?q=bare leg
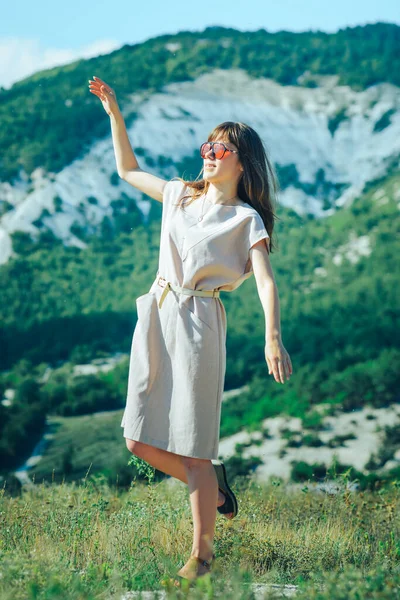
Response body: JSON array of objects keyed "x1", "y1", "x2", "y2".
[
  {"x1": 176, "y1": 456, "x2": 218, "y2": 578},
  {"x1": 126, "y1": 438, "x2": 188, "y2": 482},
  {"x1": 125, "y1": 438, "x2": 233, "y2": 518}
]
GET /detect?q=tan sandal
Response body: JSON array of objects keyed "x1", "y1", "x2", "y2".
[{"x1": 173, "y1": 553, "x2": 216, "y2": 585}]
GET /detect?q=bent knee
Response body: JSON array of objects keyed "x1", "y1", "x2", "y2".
[{"x1": 181, "y1": 456, "x2": 211, "y2": 470}]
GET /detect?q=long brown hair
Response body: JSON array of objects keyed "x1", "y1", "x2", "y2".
[{"x1": 174, "y1": 121, "x2": 279, "y2": 254}]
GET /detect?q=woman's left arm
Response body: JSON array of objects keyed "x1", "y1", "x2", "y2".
[{"x1": 250, "y1": 240, "x2": 292, "y2": 384}]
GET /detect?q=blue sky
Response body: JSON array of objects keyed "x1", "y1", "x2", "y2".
[{"x1": 1, "y1": 0, "x2": 398, "y2": 89}]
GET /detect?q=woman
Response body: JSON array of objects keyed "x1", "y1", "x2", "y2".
[{"x1": 88, "y1": 75, "x2": 292, "y2": 584}]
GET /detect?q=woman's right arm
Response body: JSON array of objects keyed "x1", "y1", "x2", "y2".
[
  {"x1": 89, "y1": 76, "x2": 167, "y2": 203},
  {"x1": 110, "y1": 110, "x2": 167, "y2": 203}
]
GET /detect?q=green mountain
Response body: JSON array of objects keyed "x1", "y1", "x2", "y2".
[
  {"x1": 0, "y1": 22, "x2": 399, "y2": 480},
  {"x1": 0, "y1": 23, "x2": 399, "y2": 183},
  {"x1": 1, "y1": 168, "x2": 399, "y2": 476}
]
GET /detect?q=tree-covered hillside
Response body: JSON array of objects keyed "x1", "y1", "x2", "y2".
[
  {"x1": 0, "y1": 23, "x2": 399, "y2": 182},
  {"x1": 1, "y1": 21, "x2": 399, "y2": 478},
  {"x1": 1, "y1": 169, "x2": 399, "y2": 471}
]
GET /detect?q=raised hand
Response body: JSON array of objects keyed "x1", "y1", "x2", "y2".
[{"x1": 88, "y1": 75, "x2": 119, "y2": 117}]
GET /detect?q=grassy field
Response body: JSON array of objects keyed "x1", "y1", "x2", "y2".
[{"x1": 1, "y1": 465, "x2": 400, "y2": 599}]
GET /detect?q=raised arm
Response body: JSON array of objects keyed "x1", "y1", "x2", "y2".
[{"x1": 89, "y1": 76, "x2": 167, "y2": 203}]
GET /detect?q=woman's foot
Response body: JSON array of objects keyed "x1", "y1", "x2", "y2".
[
  {"x1": 175, "y1": 554, "x2": 214, "y2": 582},
  {"x1": 217, "y1": 489, "x2": 234, "y2": 519}
]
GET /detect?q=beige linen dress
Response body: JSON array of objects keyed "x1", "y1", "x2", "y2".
[{"x1": 121, "y1": 178, "x2": 270, "y2": 459}]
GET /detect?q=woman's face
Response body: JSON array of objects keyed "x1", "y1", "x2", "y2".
[{"x1": 202, "y1": 137, "x2": 243, "y2": 185}]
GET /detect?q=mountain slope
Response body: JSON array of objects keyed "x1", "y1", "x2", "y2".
[
  {"x1": 0, "y1": 24, "x2": 400, "y2": 265},
  {"x1": 1, "y1": 65, "x2": 399, "y2": 265},
  {"x1": 1, "y1": 24, "x2": 399, "y2": 479}
]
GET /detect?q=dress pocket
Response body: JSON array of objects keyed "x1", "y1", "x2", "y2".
[
  {"x1": 136, "y1": 291, "x2": 154, "y2": 304},
  {"x1": 128, "y1": 292, "x2": 164, "y2": 396},
  {"x1": 180, "y1": 301, "x2": 215, "y2": 334}
]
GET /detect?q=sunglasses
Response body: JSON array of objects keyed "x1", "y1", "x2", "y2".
[{"x1": 200, "y1": 141, "x2": 239, "y2": 160}]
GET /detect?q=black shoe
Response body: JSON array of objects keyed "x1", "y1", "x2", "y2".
[{"x1": 212, "y1": 459, "x2": 238, "y2": 518}]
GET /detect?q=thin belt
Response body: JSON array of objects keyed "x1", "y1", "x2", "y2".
[{"x1": 156, "y1": 275, "x2": 220, "y2": 309}]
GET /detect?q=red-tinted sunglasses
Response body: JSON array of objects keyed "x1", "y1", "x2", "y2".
[{"x1": 200, "y1": 141, "x2": 239, "y2": 160}]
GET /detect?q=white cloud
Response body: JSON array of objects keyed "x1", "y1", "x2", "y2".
[{"x1": 0, "y1": 37, "x2": 122, "y2": 89}]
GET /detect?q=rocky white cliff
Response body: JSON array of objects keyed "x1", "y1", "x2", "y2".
[
  {"x1": 218, "y1": 401, "x2": 400, "y2": 482},
  {"x1": 0, "y1": 68, "x2": 399, "y2": 265}
]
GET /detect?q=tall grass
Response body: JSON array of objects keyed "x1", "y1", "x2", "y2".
[{"x1": 1, "y1": 464, "x2": 399, "y2": 599}]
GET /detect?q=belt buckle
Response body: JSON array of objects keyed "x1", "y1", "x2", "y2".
[{"x1": 157, "y1": 276, "x2": 167, "y2": 288}]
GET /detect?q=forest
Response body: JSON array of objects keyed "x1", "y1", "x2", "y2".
[
  {"x1": 1, "y1": 169, "x2": 399, "y2": 472},
  {"x1": 0, "y1": 22, "x2": 399, "y2": 182}
]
